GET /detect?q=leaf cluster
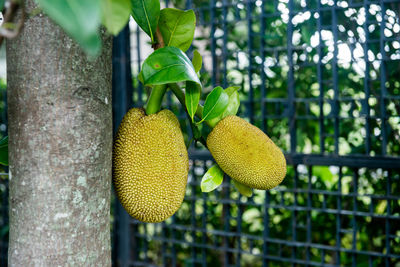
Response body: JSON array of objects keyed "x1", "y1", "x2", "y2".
[
  {"x1": 131, "y1": 3, "x2": 251, "y2": 196},
  {"x1": 33, "y1": 0, "x2": 153, "y2": 56}
]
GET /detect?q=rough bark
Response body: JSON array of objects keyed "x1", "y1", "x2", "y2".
[{"x1": 6, "y1": 1, "x2": 112, "y2": 266}]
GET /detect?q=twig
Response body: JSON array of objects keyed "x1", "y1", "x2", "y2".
[
  {"x1": 151, "y1": 27, "x2": 165, "y2": 50},
  {"x1": 145, "y1": 27, "x2": 167, "y2": 113},
  {"x1": 0, "y1": 0, "x2": 25, "y2": 46},
  {"x1": 168, "y1": 83, "x2": 207, "y2": 123}
]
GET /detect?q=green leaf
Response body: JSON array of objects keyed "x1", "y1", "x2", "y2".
[
  {"x1": 158, "y1": 8, "x2": 196, "y2": 52},
  {"x1": 36, "y1": 0, "x2": 102, "y2": 57},
  {"x1": 221, "y1": 89, "x2": 240, "y2": 117},
  {"x1": 131, "y1": 0, "x2": 160, "y2": 42},
  {"x1": 0, "y1": 0, "x2": 5, "y2": 12},
  {"x1": 185, "y1": 81, "x2": 200, "y2": 121},
  {"x1": 0, "y1": 136, "x2": 8, "y2": 166},
  {"x1": 0, "y1": 225, "x2": 8, "y2": 237},
  {"x1": 232, "y1": 179, "x2": 253, "y2": 197},
  {"x1": 138, "y1": 71, "x2": 144, "y2": 84},
  {"x1": 192, "y1": 50, "x2": 202, "y2": 73},
  {"x1": 101, "y1": 0, "x2": 131, "y2": 36},
  {"x1": 202, "y1": 86, "x2": 229, "y2": 122},
  {"x1": 140, "y1": 46, "x2": 201, "y2": 86},
  {"x1": 192, "y1": 123, "x2": 203, "y2": 140},
  {"x1": 200, "y1": 123, "x2": 212, "y2": 139},
  {"x1": 208, "y1": 86, "x2": 240, "y2": 126},
  {"x1": 224, "y1": 86, "x2": 240, "y2": 96},
  {"x1": 0, "y1": 136, "x2": 7, "y2": 147},
  {"x1": 201, "y1": 165, "x2": 224, "y2": 193}
]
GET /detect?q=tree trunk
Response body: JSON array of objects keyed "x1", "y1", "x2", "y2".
[{"x1": 6, "y1": 1, "x2": 112, "y2": 266}]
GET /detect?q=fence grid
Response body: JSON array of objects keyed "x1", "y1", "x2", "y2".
[{"x1": 114, "y1": 0, "x2": 400, "y2": 266}]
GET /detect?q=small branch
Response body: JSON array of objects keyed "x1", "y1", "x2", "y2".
[
  {"x1": 145, "y1": 27, "x2": 167, "y2": 114},
  {"x1": 168, "y1": 83, "x2": 204, "y2": 119},
  {"x1": 146, "y1": 25, "x2": 212, "y2": 141},
  {"x1": 192, "y1": 131, "x2": 208, "y2": 148},
  {"x1": 0, "y1": 0, "x2": 25, "y2": 46},
  {"x1": 0, "y1": 26, "x2": 19, "y2": 39},
  {"x1": 152, "y1": 27, "x2": 165, "y2": 50},
  {"x1": 167, "y1": 83, "x2": 216, "y2": 130},
  {"x1": 145, "y1": 84, "x2": 167, "y2": 115},
  {"x1": 168, "y1": 83, "x2": 185, "y2": 106}
]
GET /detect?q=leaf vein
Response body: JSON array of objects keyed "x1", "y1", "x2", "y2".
[
  {"x1": 141, "y1": 0, "x2": 153, "y2": 41},
  {"x1": 145, "y1": 63, "x2": 185, "y2": 83},
  {"x1": 168, "y1": 12, "x2": 183, "y2": 46}
]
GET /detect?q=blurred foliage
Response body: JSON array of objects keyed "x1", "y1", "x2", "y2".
[
  {"x1": 130, "y1": 0, "x2": 400, "y2": 266},
  {"x1": 0, "y1": 78, "x2": 8, "y2": 265}
]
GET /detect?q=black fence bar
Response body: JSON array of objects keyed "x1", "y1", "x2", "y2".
[
  {"x1": 260, "y1": 0, "x2": 267, "y2": 133},
  {"x1": 363, "y1": 0, "x2": 371, "y2": 155},
  {"x1": 332, "y1": 0, "x2": 339, "y2": 155},
  {"x1": 379, "y1": 0, "x2": 388, "y2": 156},
  {"x1": 247, "y1": 0, "x2": 254, "y2": 124},
  {"x1": 112, "y1": 25, "x2": 133, "y2": 267},
  {"x1": 287, "y1": 0, "x2": 296, "y2": 153},
  {"x1": 210, "y1": 0, "x2": 217, "y2": 87},
  {"x1": 317, "y1": 0, "x2": 325, "y2": 155},
  {"x1": 189, "y1": 151, "x2": 400, "y2": 169}
]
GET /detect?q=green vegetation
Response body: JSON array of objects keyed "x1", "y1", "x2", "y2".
[{"x1": 105, "y1": 0, "x2": 288, "y2": 224}]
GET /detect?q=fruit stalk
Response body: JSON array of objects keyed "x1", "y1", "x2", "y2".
[
  {"x1": 168, "y1": 83, "x2": 217, "y2": 130},
  {"x1": 150, "y1": 27, "x2": 207, "y2": 126},
  {"x1": 167, "y1": 83, "x2": 203, "y2": 120},
  {"x1": 145, "y1": 27, "x2": 168, "y2": 115},
  {"x1": 145, "y1": 84, "x2": 167, "y2": 115}
]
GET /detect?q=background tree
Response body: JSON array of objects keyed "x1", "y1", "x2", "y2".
[{"x1": 5, "y1": 0, "x2": 112, "y2": 265}]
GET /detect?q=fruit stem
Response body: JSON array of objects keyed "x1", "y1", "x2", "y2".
[
  {"x1": 206, "y1": 118, "x2": 218, "y2": 128},
  {"x1": 168, "y1": 83, "x2": 215, "y2": 130},
  {"x1": 152, "y1": 27, "x2": 165, "y2": 50},
  {"x1": 145, "y1": 84, "x2": 167, "y2": 115},
  {"x1": 168, "y1": 83, "x2": 202, "y2": 115}
]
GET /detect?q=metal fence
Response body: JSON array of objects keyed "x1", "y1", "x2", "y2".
[
  {"x1": 113, "y1": 0, "x2": 400, "y2": 266},
  {"x1": 0, "y1": 0, "x2": 399, "y2": 266}
]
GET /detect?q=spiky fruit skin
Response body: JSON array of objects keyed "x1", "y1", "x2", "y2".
[
  {"x1": 207, "y1": 116, "x2": 286, "y2": 190},
  {"x1": 113, "y1": 108, "x2": 189, "y2": 223}
]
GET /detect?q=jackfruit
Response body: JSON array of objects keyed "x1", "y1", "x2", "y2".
[
  {"x1": 207, "y1": 116, "x2": 286, "y2": 190},
  {"x1": 113, "y1": 108, "x2": 189, "y2": 223}
]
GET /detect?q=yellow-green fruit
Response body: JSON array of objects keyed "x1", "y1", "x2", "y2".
[
  {"x1": 207, "y1": 116, "x2": 286, "y2": 190},
  {"x1": 113, "y1": 108, "x2": 189, "y2": 223}
]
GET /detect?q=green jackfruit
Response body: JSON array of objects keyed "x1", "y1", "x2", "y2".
[
  {"x1": 207, "y1": 116, "x2": 286, "y2": 190},
  {"x1": 113, "y1": 108, "x2": 189, "y2": 223}
]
